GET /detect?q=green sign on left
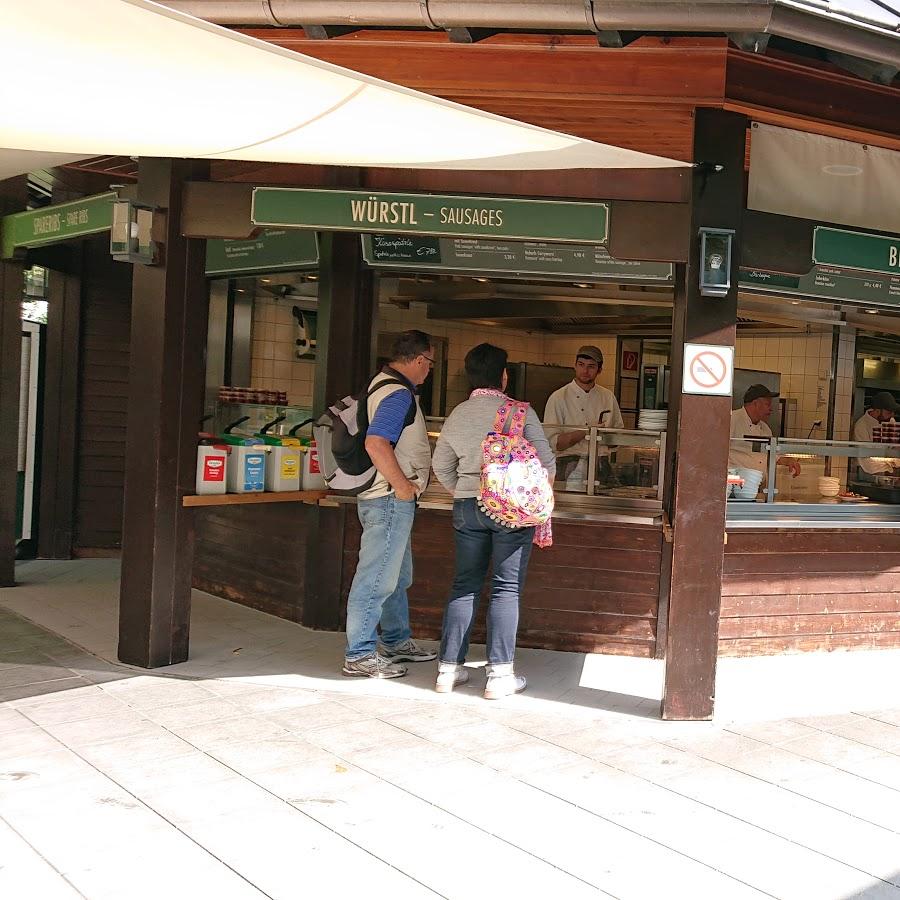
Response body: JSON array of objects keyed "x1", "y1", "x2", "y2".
[
  {"x1": 252, "y1": 188, "x2": 609, "y2": 244},
  {"x1": 1, "y1": 193, "x2": 117, "y2": 259}
]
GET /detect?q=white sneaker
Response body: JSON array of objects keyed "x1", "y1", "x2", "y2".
[
  {"x1": 435, "y1": 662, "x2": 470, "y2": 694},
  {"x1": 483, "y1": 663, "x2": 526, "y2": 700}
]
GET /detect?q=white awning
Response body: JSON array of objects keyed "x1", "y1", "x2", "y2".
[
  {"x1": 748, "y1": 122, "x2": 900, "y2": 234},
  {"x1": 0, "y1": 0, "x2": 689, "y2": 182}
]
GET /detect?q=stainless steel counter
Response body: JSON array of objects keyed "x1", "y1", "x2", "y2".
[{"x1": 727, "y1": 501, "x2": 900, "y2": 529}]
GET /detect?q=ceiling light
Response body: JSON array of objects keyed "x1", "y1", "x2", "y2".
[
  {"x1": 865, "y1": 308, "x2": 879, "y2": 314},
  {"x1": 821, "y1": 164, "x2": 863, "y2": 176},
  {"x1": 790, "y1": 300, "x2": 801, "y2": 305},
  {"x1": 306, "y1": 274, "x2": 318, "y2": 281},
  {"x1": 574, "y1": 282, "x2": 592, "y2": 289},
  {"x1": 260, "y1": 278, "x2": 271, "y2": 284}
]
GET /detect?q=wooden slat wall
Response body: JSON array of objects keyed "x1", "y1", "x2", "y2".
[
  {"x1": 73, "y1": 236, "x2": 132, "y2": 551},
  {"x1": 341, "y1": 509, "x2": 663, "y2": 658},
  {"x1": 192, "y1": 504, "x2": 313, "y2": 622},
  {"x1": 720, "y1": 530, "x2": 900, "y2": 656}
]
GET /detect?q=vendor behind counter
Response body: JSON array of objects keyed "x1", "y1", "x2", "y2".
[
  {"x1": 853, "y1": 391, "x2": 900, "y2": 477},
  {"x1": 729, "y1": 383, "x2": 801, "y2": 478}
]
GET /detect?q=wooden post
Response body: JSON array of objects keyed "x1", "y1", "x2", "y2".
[
  {"x1": 662, "y1": 110, "x2": 746, "y2": 720},
  {"x1": 118, "y1": 159, "x2": 209, "y2": 668},
  {"x1": 304, "y1": 231, "x2": 375, "y2": 630},
  {"x1": 0, "y1": 176, "x2": 28, "y2": 585}
]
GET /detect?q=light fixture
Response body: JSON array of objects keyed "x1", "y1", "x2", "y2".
[
  {"x1": 574, "y1": 282, "x2": 592, "y2": 289},
  {"x1": 110, "y1": 199, "x2": 158, "y2": 265},
  {"x1": 698, "y1": 227, "x2": 734, "y2": 298},
  {"x1": 822, "y1": 164, "x2": 863, "y2": 177},
  {"x1": 306, "y1": 274, "x2": 318, "y2": 281},
  {"x1": 865, "y1": 308, "x2": 880, "y2": 314},
  {"x1": 790, "y1": 300, "x2": 801, "y2": 305},
  {"x1": 473, "y1": 277, "x2": 491, "y2": 283},
  {"x1": 260, "y1": 278, "x2": 271, "y2": 284}
]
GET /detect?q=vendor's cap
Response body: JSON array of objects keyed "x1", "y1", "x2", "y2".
[
  {"x1": 576, "y1": 345, "x2": 604, "y2": 365},
  {"x1": 871, "y1": 390, "x2": 899, "y2": 412},
  {"x1": 743, "y1": 384, "x2": 779, "y2": 404}
]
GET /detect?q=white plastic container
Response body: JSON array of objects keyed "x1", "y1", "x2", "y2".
[
  {"x1": 196, "y1": 443, "x2": 228, "y2": 495},
  {"x1": 265, "y1": 440, "x2": 302, "y2": 492},
  {"x1": 301, "y1": 440, "x2": 327, "y2": 490},
  {"x1": 227, "y1": 444, "x2": 266, "y2": 493}
]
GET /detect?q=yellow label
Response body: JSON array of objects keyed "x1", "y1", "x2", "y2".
[{"x1": 281, "y1": 455, "x2": 300, "y2": 478}]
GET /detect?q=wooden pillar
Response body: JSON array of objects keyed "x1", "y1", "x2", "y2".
[
  {"x1": 304, "y1": 231, "x2": 375, "y2": 630},
  {"x1": 38, "y1": 260, "x2": 82, "y2": 559},
  {"x1": 0, "y1": 176, "x2": 28, "y2": 585},
  {"x1": 662, "y1": 110, "x2": 746, "y2": 720},
  {"x1": 118, "y1": 159, "x2": 209, "y2": 668}
]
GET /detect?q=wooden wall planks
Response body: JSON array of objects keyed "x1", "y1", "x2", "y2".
[
  {"x1": 340, "y1": 509, "x2": 662, "y2": 657},
  {"x1": 720, "y1": 529, "x2": 900, "y2": 656},
  {"x1": 192, "y1": 504, "x2": 313, "y2": 622},
  {"x1": 74, "y1": 236, "x2": 132, "y2": 551}
]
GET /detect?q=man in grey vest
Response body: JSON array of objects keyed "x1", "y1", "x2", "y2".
[{"x1": 343, "y1": 330, "x2": 437, "y2": 678}]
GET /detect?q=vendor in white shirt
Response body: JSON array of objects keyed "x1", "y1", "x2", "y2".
[
  {"x1": 853, "y1": 391, "x2": 899, "y2": 476},
  {"x1": 729, "y1": 383, "x2": 801, "y2": 478},
  {"x1": 543, "y1": 345, "x2": 624, "y2": 491}
]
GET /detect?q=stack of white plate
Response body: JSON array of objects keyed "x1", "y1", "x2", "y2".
[
  {"x1": 733, "y1": 467, "x2": 764, "y2": 499},
  {"x1": 638, "y1": 409, "x2": 667, "y2": 431}
]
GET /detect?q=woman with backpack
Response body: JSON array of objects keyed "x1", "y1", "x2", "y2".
[{"x1": 432, "y1": 343, "x2": 556, "y2": 699}]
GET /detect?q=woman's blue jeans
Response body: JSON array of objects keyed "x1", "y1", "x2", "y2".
[{"x1": 439, "y1": 498, "x2": 534, "y2": 666}]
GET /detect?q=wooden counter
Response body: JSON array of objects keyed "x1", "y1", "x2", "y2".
[
  {"x1": 340, "y1": 506, "x2": 665, "y2": 657},
  {"x1": 720, "y1": 528, "x2": 900, "y2": 656}
]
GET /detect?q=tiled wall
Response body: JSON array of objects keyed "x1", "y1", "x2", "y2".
[
  {"x1": 734, "y1": 332, "x2": 834, "y2": 439},
  {"x1": 248, "y1": 296, "x2": 849, "y2": 460},
  {"x1": 250, "y1": 297, "x2": 316, "y2": 408}
]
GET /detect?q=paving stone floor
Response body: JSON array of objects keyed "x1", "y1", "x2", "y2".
[{"x1": 2, "y1": 559, "x2": 900, "y2": 899}]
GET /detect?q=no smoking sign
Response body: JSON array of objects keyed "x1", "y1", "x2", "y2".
[{"x1": 682, "y1": 343, "x2": 734, "y2": 396}]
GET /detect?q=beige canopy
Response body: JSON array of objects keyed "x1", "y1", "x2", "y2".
[{"x1": 0, "y1": 0, "x2": 689, "y2": 181}]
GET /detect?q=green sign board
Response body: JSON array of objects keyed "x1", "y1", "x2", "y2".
[
  {"x1": 362, "y1": 233, "x2": 671, "y2": 282},
  {"x1": 740, "y1": 266, "x2": 900, "y2": 308},
  {"x1": 813, "y1": 226, "x2": 900, "y2": 276},
  {"x1": 740, "y1": 225, "x2": 900, "y2": 310},
  {"x1": 252, "y1": 188, "x2": 609, "y2": 244},
  {"x1": 205, "y1": 229, "x2": 319, "y2": 276},
  {"x1": 1, "y1": 192, "x2": 117, "y2": 259}
]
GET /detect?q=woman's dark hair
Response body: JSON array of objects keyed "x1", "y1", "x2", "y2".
[
  {"x1": 390, "y1": 329, "x2": 432, "y2": 363},
  {"x1": 464, "y1": 343, "x2": 508, "y2": 390}
]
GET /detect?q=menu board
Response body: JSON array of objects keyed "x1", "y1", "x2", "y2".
[
  {"x1": 740, "y1": 266, "x2": 900, "y2": 308},
  {"x1": 362, "y1": 234, "x2": 673, "y2": 282},
  {"x1": 206, "y1": 229, "x2": 318, "y2": 276},
  {"x1": 740, "y1": 225, "x2": 900, "y2": 308}
]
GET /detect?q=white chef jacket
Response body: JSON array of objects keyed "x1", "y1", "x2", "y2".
[
  {"x1": 543, "y1": 381, "x2": 624, "y2": 490},
  {"x1": 854, "y1": 412, "x2": 897, "y2": 475},
  {"x1": 728, "y1": 406, "x2": 772, "y2": 475}
]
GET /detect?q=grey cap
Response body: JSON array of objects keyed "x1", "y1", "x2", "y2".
[
  {"x1": 576, "y1": 345, "x2": 604, "y2": 366},
  {"x1": 743, "y1": 383, "x2": 779, "y2": 404},
  {"x1": 871, "y1": 391, "x2": 899, "y2": 413}
]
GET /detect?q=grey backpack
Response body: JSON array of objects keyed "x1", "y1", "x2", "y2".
[{"x1": 313, "y1": 376, "x2": 416, "y2": 494}]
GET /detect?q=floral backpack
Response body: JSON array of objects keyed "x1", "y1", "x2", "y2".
[{"x1": 478, "y1": 399, "x2": 554, "y2": 548}]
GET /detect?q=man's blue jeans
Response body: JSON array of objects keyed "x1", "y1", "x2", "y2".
[
  {"x1": 345, "y1": 494, "x2": 416, "y2": 660},
  {"x1": 439, "y1": 498, "x2": 534, "y2": 666}
]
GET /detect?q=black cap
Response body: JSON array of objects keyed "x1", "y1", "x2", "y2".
[
  {"x1": 871, "y1": 391, "x2": 899, "y2": 413},
  {"x1": 743, "y1": 383, "x2": 779, "y2": 404}
]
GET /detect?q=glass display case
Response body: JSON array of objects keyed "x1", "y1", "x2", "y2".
[
  {"x1": 727, "y1": 436, "x2": 900, "y2": 524},
  {"x1": 421, "y1": 419, "x2": 666, "y2": 520}
]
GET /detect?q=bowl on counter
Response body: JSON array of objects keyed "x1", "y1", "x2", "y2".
[
  {"x1": 817, "y1": 476, "x2": 840, "y2": 497},
  {"x1": 733, "y1": 467, "x2": 763, "y2": 499}
]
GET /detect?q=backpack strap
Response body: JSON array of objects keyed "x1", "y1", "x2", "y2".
[
  {"x1": 364, "y1": 375, "x2": 417, "y2": 443},
  {"x1": 493, "y1": 400, "x2": 529, "y2": 438}
]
